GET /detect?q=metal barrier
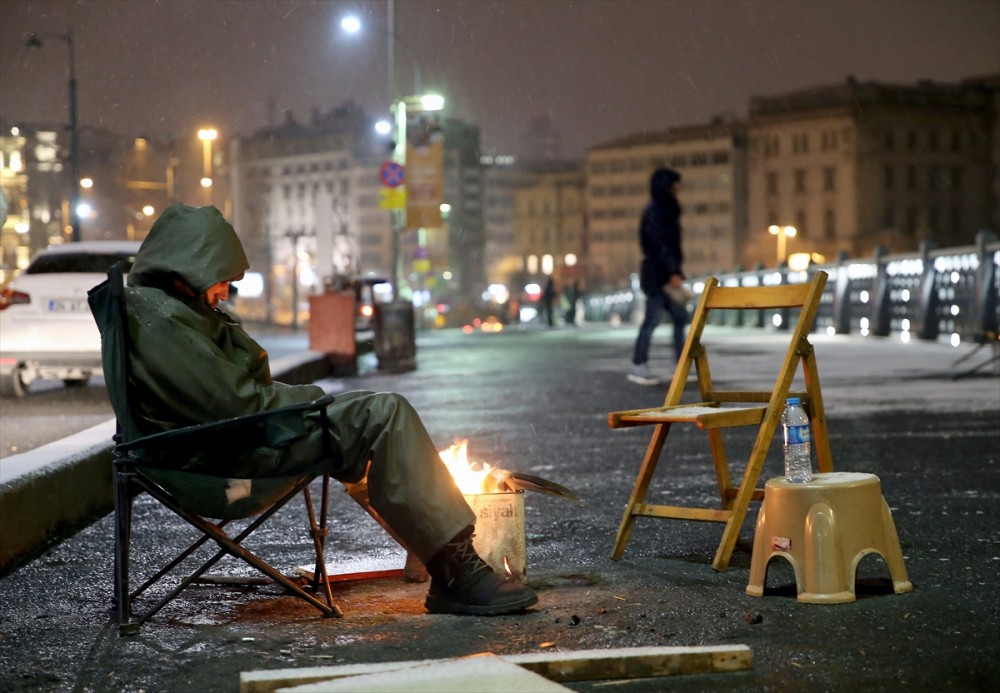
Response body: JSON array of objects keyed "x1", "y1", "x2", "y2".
[{"x1": 584, "y1": 229, "x2": 1000, "y2": 345}]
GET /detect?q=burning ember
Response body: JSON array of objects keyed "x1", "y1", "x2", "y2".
[{"x1": 439, "y1": 439, "x2": 497, "y2": 495}]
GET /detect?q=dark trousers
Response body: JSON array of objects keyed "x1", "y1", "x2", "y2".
[{"x1": 632, "y1": 286, "x2": 688, "y2": 365}]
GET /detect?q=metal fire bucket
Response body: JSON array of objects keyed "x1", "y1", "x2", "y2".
[{"x1": 464, "y1": 491, "x2": 527, "y2": 582}]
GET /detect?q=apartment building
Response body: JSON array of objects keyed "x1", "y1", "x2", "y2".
[
  {"x1": 512, "y1": 161, "x2": 585, "y2": 288},
  {"x1": 585, "y1": 120, "x2": 747, "y2": 289},
  {"x1": 481, "y1": 156, "x2": 543, "y2": 286},
  {"x1": 229, "y1": 104, "x2": 375, "y2": 323},
  {"x1": 745, "y1": 77, "x2": 997, "y2": 267}
]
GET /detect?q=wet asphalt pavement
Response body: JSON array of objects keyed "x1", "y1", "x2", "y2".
[{"x1": 1, "y1": 324, "x2": 998, "y2": 692}]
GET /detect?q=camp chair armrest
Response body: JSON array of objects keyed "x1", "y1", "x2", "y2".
[{"x1": 117, "y1": 393, "x2": 337, "y2": 470}]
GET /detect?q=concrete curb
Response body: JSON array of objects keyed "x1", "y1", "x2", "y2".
[{"x1": 0, "y1": 352, "x2": 332, "y2": 575}]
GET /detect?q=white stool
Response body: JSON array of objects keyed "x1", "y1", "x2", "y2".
[{"x1": 746, "y1": 472, "x2": 913, "y2": 604}]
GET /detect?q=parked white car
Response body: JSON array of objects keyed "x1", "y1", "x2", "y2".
[{"x1": 0, "y1": 240, "x2": 141, "y2": 397}]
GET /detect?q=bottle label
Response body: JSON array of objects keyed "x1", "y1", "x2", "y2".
[{"x1": 786, "y1": 424, "x2": 809, "y2": 446}]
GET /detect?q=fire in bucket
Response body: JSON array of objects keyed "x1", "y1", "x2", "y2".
[{"x1": 438, "y1": 439, "x2": 580, "y2": 582}]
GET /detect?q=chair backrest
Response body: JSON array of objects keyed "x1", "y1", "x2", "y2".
[
  {"x1": 88, "y1": 264, "x2": 330, "y2": 519},
  {"x1": 88, "y1": 261, "x2": 141, "y2": 443},
  {"x1": 664, "y1": 271, "x2": 830, "y2": 438}
]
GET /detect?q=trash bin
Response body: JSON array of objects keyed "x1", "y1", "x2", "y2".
[
  {"x1": 308, "y1": 291, "x2": 357, "y2": 374},
  {"x1": 374, "y1": 301, "x2": 417, "y2": 372}
]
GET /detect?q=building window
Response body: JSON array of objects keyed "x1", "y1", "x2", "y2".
[
  {"x1": 950, "y1": 131, "x2": 961, "y2": 152},
  {"x1": 711, "y1": 151, "x2": 729, "y2": 164},
  {"x1": 950, "y1": 167, "x2": 962, "y2": 190},
  {"x1": 907, "y1": 130, "x2": 917, "y2": 151},
  {"x1": 927, "y1": 131, "x2": 938, "y2": 152},
  {"x1": 794, "y1": 169, "x2": 806, "y2": 194},
  {"x1": 905, "y1": 207, "x2": 918, "y2": 234},
  {"x1": 928, "y1": 166, "x2": 939, "y2": 192},
  {"x1": 884, "y1": 131, "x2": 894, "y2": 151},
  {"x1": 906, "y1": 166, "x2": 917, "y2": 191},
  {"x1": 883, "y1": 206, "x2": 895, "y2": 228},
  {"x1": 928, "y1": 206, "x2": 939, "y2": 233},
  {"x1": 823, "y1": 167, "x2": 836, "y2": 192},
  {"x1": 884, "y1": 166, "x2": 894, "y2": 191},
  {"x1": 795, "y1": 210, "x2": 807, "y2": 238},
  {"x1": 767, "y1": 171, "x2": 778, "y2": 196},
  {"x1": 824, "y1": 208, "x2": 835, "y2": 240}
]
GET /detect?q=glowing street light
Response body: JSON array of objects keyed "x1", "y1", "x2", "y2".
[
  {"x1": 340, "y1": 5, "x2": 430, "y2": 298},
  {"x1": 198, "y1": 128, "x2": 218, "y2": 203},
  {"x1": 768, "y1": 224, "x2": 797, "y2": 265}
]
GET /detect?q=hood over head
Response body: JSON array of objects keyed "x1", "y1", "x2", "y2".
[
  {"x1": 129, "y1": 203, "x2": 249, "y2": 296},
  {"x1": 650, "y1": 167, "x2": 681, "y2": 203}
]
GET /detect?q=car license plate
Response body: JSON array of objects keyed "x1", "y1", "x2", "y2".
[{"x1": 47, "y1": 298, "x2": 89, "y2": 312}]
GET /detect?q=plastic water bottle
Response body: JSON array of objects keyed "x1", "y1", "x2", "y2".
[{"x1": 782, "y1": 397, "x2": 812, "y2": 483}]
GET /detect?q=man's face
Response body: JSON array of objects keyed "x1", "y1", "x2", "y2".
[{"x1": 204, "y1": 280, "x2": 231, "y2": 308}]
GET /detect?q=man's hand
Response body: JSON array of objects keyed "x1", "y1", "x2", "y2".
[
  {"x1": 662, "y1": 275, "x2": 694, "y2": 306},
  {"x1": 664, "y1": 274, "x2": 683, "y2": 291}
]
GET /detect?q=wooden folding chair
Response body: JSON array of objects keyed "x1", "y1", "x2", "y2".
[
  {"x1": 608, "y1": 271, "x2": 833, "y2": 571},
  {"x1": 89, "y1": 263, "x2": 343, "y2": 634}
]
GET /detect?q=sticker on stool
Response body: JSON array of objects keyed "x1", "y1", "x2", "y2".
[{"x1": 772, "y1": 536, "x2": 792, "y2": 551}]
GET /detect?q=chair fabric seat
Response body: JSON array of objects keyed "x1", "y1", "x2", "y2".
[{"x1": 139, "y1": 467, "x2": 312, "y2": 520}]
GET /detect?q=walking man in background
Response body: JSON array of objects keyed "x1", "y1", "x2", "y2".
[{"x1": 628, "y1": 168, "x2": 690, "y2": 385}]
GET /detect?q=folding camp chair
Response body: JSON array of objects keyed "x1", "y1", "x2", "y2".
[
  {"x1": 88, "y1": 263, "x2": 342, "y2": 635},
  {"x1": 608, "y1": 271, "x2": 833, "y2": 571}
]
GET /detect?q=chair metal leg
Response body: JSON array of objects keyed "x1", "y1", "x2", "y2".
[
  {"x1": 113, "y1": 464, "x2": 140, "y2": 636},
  {"x1": 303, "y1": 476, "x2": 339, "y2": 615}
]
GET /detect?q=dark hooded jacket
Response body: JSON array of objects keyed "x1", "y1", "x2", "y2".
[
  {"x1": 638, "y1": 168, "x2": 684, "y2": 293},
  {"x1": 126, "y1": 203, "x2": 324, "y2": 436}
]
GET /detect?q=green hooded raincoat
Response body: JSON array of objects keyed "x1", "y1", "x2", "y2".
[{"x1": 125, "y1": 203, "x2": 473, "y2": 560}]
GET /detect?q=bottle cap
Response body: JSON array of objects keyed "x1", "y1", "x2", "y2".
[{"x1": 786, "y1": 397, "x2": 801, "y2": 405}]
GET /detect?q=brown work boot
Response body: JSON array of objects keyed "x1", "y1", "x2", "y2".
[{"x1": 424, "y1": 529, "x2": 537, "y2": 616}]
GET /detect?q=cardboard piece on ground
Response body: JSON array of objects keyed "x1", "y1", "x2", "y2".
[
  {"x1": 275, "y1": 653, "x2": 570, "y2": 692},
  {"x1": 240, "y1": 645, "x2": 752, "y2": 693}
]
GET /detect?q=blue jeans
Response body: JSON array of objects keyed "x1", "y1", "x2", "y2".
[{"x1": 632, "y1": 286, "x2": 688, "y2": 365}]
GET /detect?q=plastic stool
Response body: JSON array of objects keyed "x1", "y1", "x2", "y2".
[{"x1": 746, "y1": 472, "x2": 913, "y2": 604}]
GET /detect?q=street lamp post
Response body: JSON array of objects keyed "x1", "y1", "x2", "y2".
[
  {"x1": 26, "y1": 31, "x2": 81, "y2": 242},
  {"x1": 341, "y1": 3, "x2": 427, "y2": 299},
  {"x1": 768, "y1": 225, "x2": 797, "y2": 265},
  {"x1": 198, "y1": 128, "x2": 217, "y2": 205}
]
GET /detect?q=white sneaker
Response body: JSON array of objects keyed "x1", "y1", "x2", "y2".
[{"x1": 627, "y1": 363, "x2": 660, "y2": 385}]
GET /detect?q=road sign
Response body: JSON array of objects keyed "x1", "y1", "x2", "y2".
[
  {"x1": 379, "y1": 161, "x2": 405, "y2": 188},
  {"x1": 379, "y1": 188, "x2": 406, "y2": 210}
]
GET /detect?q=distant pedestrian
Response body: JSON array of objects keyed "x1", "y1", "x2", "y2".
[
  {"x1": 564, "y1": 279, "x2": 581, "y2": 326},
  {"x1": 628, "y1": 168, "x2": 690, "y2": 385},
  {"x1": 541, "y1": 276, "x2": 558, "y2": 327}
]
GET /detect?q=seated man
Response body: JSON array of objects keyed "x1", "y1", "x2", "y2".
[{"x1": 123, "y1": 202, "x2": 537, "y2": 616}]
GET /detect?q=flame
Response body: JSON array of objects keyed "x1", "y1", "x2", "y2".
[
  {"x1": 439, "y1": 438, "x2": 495, "y2": 495},
  {"x1": 503, "y1": 555, "x2": 513, "y2": 578}
]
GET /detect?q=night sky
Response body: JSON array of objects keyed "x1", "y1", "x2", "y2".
[{"x1": 1, "y1": 0, "x2": 998, "y2": 158}]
